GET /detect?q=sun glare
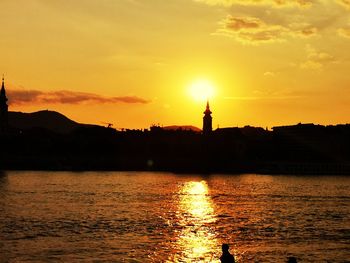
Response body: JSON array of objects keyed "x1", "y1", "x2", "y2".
[{"x1": 188, "y1": 79, "x2": 215, "y2": 102}]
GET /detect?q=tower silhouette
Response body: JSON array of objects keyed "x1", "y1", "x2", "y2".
[
  {"x1": 0, "y1": 76, "x2": 8, "y2": 132},
  {"x1": 203, "y1": 100, "x2": 212, "y2": 134}
]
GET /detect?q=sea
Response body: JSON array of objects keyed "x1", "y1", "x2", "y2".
[{"x1": 0, "y1": 171, "x2": 349, "y2": 262}]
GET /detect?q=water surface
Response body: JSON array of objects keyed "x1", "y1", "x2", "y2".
[{"x1": 0, "y1": 171, "x2": 349, "y2": 262}]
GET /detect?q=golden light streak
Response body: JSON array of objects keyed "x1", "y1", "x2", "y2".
[{"x1": 168, "y1": 181, "x2": 220, "y2": 262}]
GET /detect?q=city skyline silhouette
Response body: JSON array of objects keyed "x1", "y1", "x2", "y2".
[{"x1": 2, "y1": 77, "x2": 350, "y2": 174}]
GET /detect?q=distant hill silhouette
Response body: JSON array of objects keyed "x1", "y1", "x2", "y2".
[
  {"x1": 8, "y1": 110, "x2": 87, "y2": 133},
  {"x1": 163, "y1": 125, "x2": 201, "y2": 132}
]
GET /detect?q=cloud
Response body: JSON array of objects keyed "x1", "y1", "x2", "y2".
[
  {"x1": 217, "y1": 15, "x2": 287, "y2": 43},
  {"x1": 300, "y1": 45, "x2": 337, "y2": 70},
  {"x1": 224, "y1": 88, "x2": 310, "y2": 101},
  {"x1": 198, "y1": 0, "x2": 350, "y2": 45},
  {"x1": 216, "y1": 15, "x2": 317, "y2": 44},
  {"x1": 224, "y1": 93, "x2": 303, "y2": 100},
  {"x1": 288, "y1": 22, "x2": 318, "y2": 37},
  {"x1": 297, "y1": 26, "x2": 318, "y2": 36},
  {"x1": 194, "y1": 0, "x2": 313, "y2": 8},
  {"x1": 224, "y1": 95, "x2": 301, "y2": 100},
  {"x1": 225, "y1": 16, "x2": 263, "y2": 31},
  {"x1": 7, "y1": 89, "x2": 150, "y2": 105},
  {"x1": 338, "y1": 27, "x2": 350, "y2": 38},
  {"x1": 336, "y1": 0, "x2": 350, "y2": 9},
  {"x1": 264, "y1": 71, "x2": 276, "y2": 77}
]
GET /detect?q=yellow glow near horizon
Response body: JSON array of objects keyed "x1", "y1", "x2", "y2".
[{"x1": 188, "y1": 79, "x2": 216, "y2": 102}]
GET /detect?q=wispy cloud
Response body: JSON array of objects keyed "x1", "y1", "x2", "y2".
[
  {"x1": 263, "y1": 71, "x2": 276, "y2": 77},
  {"x1": 7, "y1": 89, "x2": 150, "y2": 105},
  {"x1": 224, "y1": 88, "x2": 311, "y2": 100},
  {"x1": 336, "y1": 0, "x2": 350, "y2": 9},
  {"x1": 338, "y1": 27, "x2": 350, "y2": 38},
  {"x1": 224, "y1": 95, "x2": 302, "y2": 100},
  {"x1": 194, "y1": 0, "x2": 313, "y2": 8},
  {"x1": 216, "y1": 15, "x2": 317, "y2": 44},
  {"x1": 300, "y1": 45, "x2": 337, "y2": 70},
  {"x1": 198, "y1": 0, "x2": 350, "y2": 45}
]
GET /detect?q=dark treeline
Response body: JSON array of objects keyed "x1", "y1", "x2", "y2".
[{"x1": 1, "y1": 123, "x2": 350, "y2": 174}]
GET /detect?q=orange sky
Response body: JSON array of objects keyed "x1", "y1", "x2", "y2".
[{"x1": 2, "y1": 0, "x2": 350, "y2": 129}]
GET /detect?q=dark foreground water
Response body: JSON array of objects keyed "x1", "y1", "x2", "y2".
[{"x1": 0, "y1": 171, "x2": 349, "y2": 262}]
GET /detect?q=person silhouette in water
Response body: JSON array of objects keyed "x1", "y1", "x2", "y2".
[
  {"x1": 287, "y1": 257, "x2": 297, "y2": 263},
  {"x1": 220, "y1": 243, "x2": 235, "y2": 263}
]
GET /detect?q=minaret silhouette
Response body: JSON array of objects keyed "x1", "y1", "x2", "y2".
[
  {"x1": 202, "y1": 100, "x2": 212, "y2": 135},
  {"x1": 0, "y1": 76, "x2": 9, "y2": 132}
]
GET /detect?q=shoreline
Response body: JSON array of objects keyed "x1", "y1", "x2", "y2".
[{"x1": 2, "y1": 162, "x2": 350, "y2": 175}]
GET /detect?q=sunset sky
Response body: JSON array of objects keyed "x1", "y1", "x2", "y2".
[{"x1": 2, "y1": 0, "x2": 350, "y2": 129}]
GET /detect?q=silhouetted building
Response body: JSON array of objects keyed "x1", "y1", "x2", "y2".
[
  {"x1": 0, "y1": 76, "x2": 8, "y2": 132},
  {"x1": 203, "y1": 100, "x2": 212, "y2": 135}
]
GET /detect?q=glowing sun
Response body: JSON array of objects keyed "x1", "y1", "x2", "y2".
[{"x1": 188, "y1": 79, "x2": 215, "y2": 102}]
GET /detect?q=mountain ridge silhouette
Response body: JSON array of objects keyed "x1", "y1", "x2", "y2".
[
  {"x1": 162, "y1": 125, "x2": 201, "y2": 132},
  {"x1": 8, "y1": 110, "x2": 94, "y2": 134}
]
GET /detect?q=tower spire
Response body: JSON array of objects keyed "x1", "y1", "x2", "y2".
[
  {"x1": 204, "y1": 99, "x2": 212, "y2": 114},
  {"x1": 203, "y1": 100, "x2": 212, "y2": 135},
  {"x1": 0, "y1": 74, "x2": 8, "y2": 132},
  {"x1": 1, "y1": 75, "x2": 7, "y2": 98}
]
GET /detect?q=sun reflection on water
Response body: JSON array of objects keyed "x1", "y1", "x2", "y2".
[{"x1": 168, "y1": 181, "x2": 220, "y2": 262}]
